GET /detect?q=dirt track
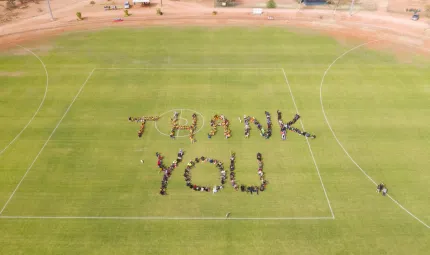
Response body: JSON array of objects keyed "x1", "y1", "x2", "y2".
[{"x1": 0, "y1": 0, "x2": 430, "y2": 54}]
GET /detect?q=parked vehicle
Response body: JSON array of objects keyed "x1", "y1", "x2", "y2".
[
  {"x1": 411, "y1": 13, "x2": 419, "y2": 21},
  {"x1": 125, "y1": 1, "x2": 130, "y2": 9}
]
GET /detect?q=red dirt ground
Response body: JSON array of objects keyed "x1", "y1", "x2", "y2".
[{"x1": 0, "y1": 0, "x2": 429, "y2": 56}]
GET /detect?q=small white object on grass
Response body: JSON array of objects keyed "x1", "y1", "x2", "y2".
[
  {"x1": 140, "y1": 160, "x2": 144, "y2": 163},
  {"x1": 225, "y1": 212, "x2": 231, "y2": 218}
]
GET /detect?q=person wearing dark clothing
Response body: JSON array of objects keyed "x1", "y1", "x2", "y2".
[
  {"x1": 377, "y1": 183, "x2": 384, "y2": 193},
  {"x1": 257, "y1": 153, "x2": 262, "y2": 161}
]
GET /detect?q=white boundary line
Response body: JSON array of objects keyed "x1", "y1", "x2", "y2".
[
  {"x1": 0, "y1": 69, "x2": 96, "y2": 215},
  {"x1": 319, "y1": 41, "x2": 430, "y2": 229},
  {"x1": 0, "y1": 45, "x2": 49, "y2": 156},
  {"x1": 0, "y1": 215, "x2": 334, "y2": 220},
  {"x1": 179, "y1": 117, "x2": 189, "y2": 126},
  {"x1": 154, "y1": 108, "x2": 205, "y2": 138},
  {"x1": 281, "y1": 68, "x2": 335, "y2": 219},
  {"x1": 0, "y1": 67, "x2": 333, "y2": 220},
  {"x1": 96, "y1": 67, "x2": 279, "y2": 70}
]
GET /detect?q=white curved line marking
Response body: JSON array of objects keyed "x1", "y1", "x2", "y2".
[
  {"x1": 0, "y1": 69, "x2": 95, "y2": 215},
  {"x1": 0, "y1": 45, "x2": 49, "y2": 156},
  {"x1": 179, "y1": 117, "x2": 189, "y2": 125},
  {"x1": 154, "y1": 108, "x2": 205, "y2": 138},
  {"x1": 319, "y1": 40, "x2": 430, "y2": 229}
]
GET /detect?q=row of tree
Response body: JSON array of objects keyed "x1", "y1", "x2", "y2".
[{"x1": 1, "y1": 0, "x2": 40, "y2": 10}]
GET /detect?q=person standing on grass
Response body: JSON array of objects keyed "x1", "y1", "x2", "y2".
[
  {"x1": 377, "y1": 183, "x2": 384, "y2": 193},
  {"x1": 382, "y1": 187, "x2": 388, "y2": 196}
]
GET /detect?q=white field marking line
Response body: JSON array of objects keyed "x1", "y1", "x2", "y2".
[
  {"x1": 0, "y1": 69, "x2": 96, "y2": 215},
  {"x1": 95, "y1": 68, "x2": 279, "y2": 70},
  {"x1": 179, "y1": 117, "x2": 189, "y2": 125},
  {"x1": 319, "y1": 40, "x2": 430, "y2": 229},
  {"x1": 0, "y1": 215, "x2": 334, "y2": 220},
  {"x1": 154, "y1": 108, "x2": 205, "y2": 138},
  {"x1": 0, "y1": 45, "x2": 49, "y2": 157},
  {"x1": 281, "y1": 68, "x2": 335, "y2": 219}
]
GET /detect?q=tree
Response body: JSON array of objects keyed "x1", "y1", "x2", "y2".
[
  {"x1": 425, "y1": 5, "x2": 430, "y2": 18},
  {"x1": 5, "y1": 0, "x2": 16, "y2": 10},
  {"x1": 266, "y1": 0, "x2": 276, "y2": 8},
  {"x1": 327, "y1": 0, "x2": 351, "y2": 15},
  {"x1": 76, "y1": 11, "x2": 83, "y2": 20}
]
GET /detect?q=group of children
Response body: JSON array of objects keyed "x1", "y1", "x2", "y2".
[
  {"x1": 128, "y1": 116, "x2": 160, "y2": 138},
  {"x1": 129, "y1": 111, "x2": 317, "y2": 141},
  {"x1": 156, "y1": 150, "x2": 268, "y2": 195},
  {"x1": 230, "y1": 152, "x2": 268, "y2": 195},
  {"x1": 157, "y1": 149, "x2": 184, "y2": 195},
  {"x1": 169, "y1": 112, "x2": 198, "y2": 143},
  {"x1": 183, "y1": 156, "x2": 226, "y2": 193},
  {"x1": 208, "y1": 114, "x2": 232, "y2": 139},
  {"x1": 376, "y1": 183, "x2": 388, "y2": 196},
  {"x1": 277, "y1": 110, "x2": 316, "y2": 140},
  {"x1": 243, "y1": 112, "x2": 273, "y2": 139}
]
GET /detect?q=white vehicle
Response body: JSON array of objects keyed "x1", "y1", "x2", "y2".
[
  {"x1": 133, "y1": 0, "x2": 151, "y2": 5},
  {"x1": 411, "y1": 13, "x2": 419, "y2": 21},
  {"x1": 124, "y1": 1, "x2": 130, "y2": 9}
]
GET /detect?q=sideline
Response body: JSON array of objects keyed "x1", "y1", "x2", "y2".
[
  {"x1": 0, "y1": 215, "x2": 334, "y2": 220},
  {"x1": 0, "y1": 69, "x2": 96, "y2": 215},
  {"x1": 281, "y1": 68, "x2": 335, "y2": 219},
  {"x1": 0, "y1": 45, "x2": 49, "y2": 156},
  {"x1": 319, "y1": 40, "x2": 430, "y2": 229}
]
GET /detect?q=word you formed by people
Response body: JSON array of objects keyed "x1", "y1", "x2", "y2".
[
  {"x1": 157, "y1": 150, "x2": 267, "y2": 196},
  {"x1": 128, "y1": 109, "x2": 316, "y2": 142}
]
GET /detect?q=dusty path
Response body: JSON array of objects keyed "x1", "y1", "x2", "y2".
[{"x1": 0, "y1": 0, "x2": 429, "y2": 54}]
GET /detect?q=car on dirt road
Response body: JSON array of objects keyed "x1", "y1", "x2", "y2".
[
  {"x1": 411, "y1": 13, "x2": 419, "y2": 21},
  {"x1": 125, "y1": 1, "x2": 130, "y2": 9}
]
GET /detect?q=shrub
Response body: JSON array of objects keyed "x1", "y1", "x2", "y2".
[
  {"x1": 156, "y1": 8, "x2": 163, "y2": 15},
  {"x1": 426, "y1": 5, "x2": 430, "y2": 18},
  {"x1": 6, "y1": 0, "x2": 16, "y2": 10},
  {"x1": 266, "y1": 0, "x2": 276, "y2": 9},
  {"x1": 124, "y1": 9, "x2": 129, "y2": 16},
  {"x1": 90, "y1": 1, "x2": 95, "y2": 5},
  {"x1": 212, "y1": 10, "x2": 217, "y2": 15},
  {"x1": 76, "y1": 12, "x2": 83, "y2": 20}
]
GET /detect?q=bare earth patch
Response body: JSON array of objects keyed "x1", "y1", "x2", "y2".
[{"x1": 0, "y1": 0, "x2": 429, "y2": 59}]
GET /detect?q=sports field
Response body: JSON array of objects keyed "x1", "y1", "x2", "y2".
[{"x1": 0, "y1": 27, "x2": 429, "y2": 254}]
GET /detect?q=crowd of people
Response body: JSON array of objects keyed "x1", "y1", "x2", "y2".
[
  {"x1": 128, "y1": 116, "x2": 160, "y2": 138},
  {"x1": 277, "y1": 110, "x2": 316, "y2": 140},
  {"x1": 183, "y1": 156, "x2": 226, "y2": 193},
  {"x1": 376, "y1": 182, "x2": 388, "y2": 196},
  {"x1": 229, "y1": 152, "x2": 238, "y2": 190},
  {"x1": 208, "y1": 114, "x2": 231, "y2": 139},
  {"x1": 234, "y1": 152, "x2": 268, "y2": 195},
  {"x1": 129, "y1": 111, "x2": 317, "y2": 141},
  {"x1": 243, "y1": 112, "x2": 272, "y2": 139},
  {"x1": 157, "y1": 149, "x2": 184, "y2": 195},
  {"x1": 169, "y1": 112, "x2": 198, "y2": 143},
  {"x1": 157, "y1": 150, "x2": 269, "y2": 195}
]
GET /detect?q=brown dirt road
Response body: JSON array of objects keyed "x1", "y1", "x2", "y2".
[{"x1": 0, "y1": 0, "x2": 429, "y2": 54}]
